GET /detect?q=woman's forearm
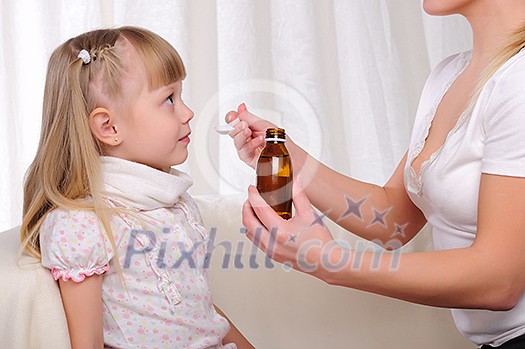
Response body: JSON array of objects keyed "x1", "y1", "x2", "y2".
[
  {"x1": 242, "y1": 172, "x2": 524, "y2": 312},
  {"x1": 315, "y1": 245, "x2": 518, "y2": 311},
  {"x1": 287, "y1": 140, "x2": 426, "y2": 245}
]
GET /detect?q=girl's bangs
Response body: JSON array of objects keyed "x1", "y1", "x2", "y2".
[
  {"x1": 121, "y1": 27, "x2": 186, "y2": 90},
  {"x1": 144, "y1": 45, "x2": 186, "y2": 90}
]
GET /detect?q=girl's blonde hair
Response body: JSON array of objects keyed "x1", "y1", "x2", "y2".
[{"x1": 21, "y1": 26, "x2": 186, "y2": 259}]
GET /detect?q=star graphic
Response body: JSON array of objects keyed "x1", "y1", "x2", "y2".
[
  {"x1": 339, "y1": 195, "x2": 367, "y2": 221},
  {"x1": 368, "y1": 208, "x2": 390, "y2": 227},
  {"x1": 309, "y1": 209, "x2": 332, "y2": 228},
  {"x1": 287, "y1": 232, "x2": 298, "y2": 244},
  {"x1": 390, "y1": 223, "x2": 409, "y2": 238}
]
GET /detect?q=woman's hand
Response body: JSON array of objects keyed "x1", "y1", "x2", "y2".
[
  {"x1": 225, "y1": 103, "x2": 277, "y2": 168},
  {"x1": 242, "y1": 179, "x2": 339, "y2": 275}
]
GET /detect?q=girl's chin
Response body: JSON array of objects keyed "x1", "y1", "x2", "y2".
[{"x1": 172, "y1": 154, "x2": 189, "y2": 168}]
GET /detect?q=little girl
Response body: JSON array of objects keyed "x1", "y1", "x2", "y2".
[{"x1": 20, "y1": 26, "x2": 253, "y2": 349}]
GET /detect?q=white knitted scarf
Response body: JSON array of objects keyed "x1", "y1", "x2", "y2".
[{"x1": 100, "y1": 156, "x2": 192, "y2": 211}]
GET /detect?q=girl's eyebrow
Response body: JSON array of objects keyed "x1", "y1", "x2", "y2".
[
  {"x1": 154, "y1": 83, "x2": 179, "y2": 97},
  {"x1": 161, "y1": 82, "x2": 182, "y2": 93}
]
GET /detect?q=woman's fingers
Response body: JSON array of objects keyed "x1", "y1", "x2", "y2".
[
  {"x1": 236, "y1": 103, "x2": 277, "y2": 135},
  {"x1": 238, "y1": 135, "x2": 263, "y2": 157},
  {"x1": 225, "y1": 110, "x2": 238, "y2": 124},
  {"x1": 291, "y1": 178, "x2": 313, "y2": 218},
  {"x1": 233, "y1": 122, "x2": 251, "y2": 148},
  {"x1": 247, "y1": 186, "x2": 283, "y2": 229},
  {"x1": 237, "y1": 103, "x2": 247, "y2": 114},
  {"x1": 237, "y1": 103, "x2": 259, "y2": 125},
  {"x1": 225, "y1": 103, "x2": 276, "y2": 168},
  {"x1": 244, "y1": 186, "x2": 287, "y2": 256},
  {"x1": 230, "y1": 125, "x2": 262, "y2": 168},
  {"x1": 242, "y1": 199, "x2": 271, "y2": 252}
]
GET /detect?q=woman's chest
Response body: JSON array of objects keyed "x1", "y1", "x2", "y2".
[
  {"x1": 411, "y1": 68, "x2": 478, "y2": 175},
  {"x1": 407, "y1": 119, "x2": 485, "y2": 229}
]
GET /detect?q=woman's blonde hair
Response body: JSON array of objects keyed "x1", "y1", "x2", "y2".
[
  {"x1": 468, "y1": 25, "x2": 525, "y2": 112},
  {"x1": 21, "y1": 26, "x2": 186, "y2": 259}
]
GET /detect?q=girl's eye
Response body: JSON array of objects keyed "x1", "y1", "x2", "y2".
[{"x1": 166, "y1": 95, "x2": 174, "y2": 105}]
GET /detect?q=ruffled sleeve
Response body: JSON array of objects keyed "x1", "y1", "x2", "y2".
[{"x1": 39, "y1": 208, "x2": 114, "y2": 282}]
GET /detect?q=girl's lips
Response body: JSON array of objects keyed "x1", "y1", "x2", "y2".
[{"x1": 179, "y1": 133, "x2": 191, "y2": 143}]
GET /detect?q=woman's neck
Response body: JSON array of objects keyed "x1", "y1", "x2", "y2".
[{"x1": 464, "y1": 1, "x2": 525, "y2": 67}]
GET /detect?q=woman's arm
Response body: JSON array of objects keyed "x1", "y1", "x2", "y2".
[
  {"x1": 291, "y1": 146, "x2": 426, "y2": 245},
  {"x1": 59, "y1": 275, "x2": 104, "y2": 349},
  {"x1": 214, "y1": 305, "x2": 255, "y2": 349},
  {"x1": 242, "y1": 173, "x2": 525, "y2": 310},
  {"x1": 227, "y1": 105, "x2": 427, "y2": 245}
]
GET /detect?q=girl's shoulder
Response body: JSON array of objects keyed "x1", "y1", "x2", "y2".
[
  {"x1": 40, "y1": 206, "x2": 101, "y2": 241},
  {"x1": 42, "y1": 206, "x2": 98, "y2": 226}
]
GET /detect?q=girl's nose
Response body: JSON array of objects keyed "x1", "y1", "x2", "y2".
[{"x1": 181, "y1": 103, "x2": 194, "y2": 124}]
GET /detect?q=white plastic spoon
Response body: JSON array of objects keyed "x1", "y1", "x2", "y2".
[{"x1": 214, "y1": 117, "x2": 240, "y2": 135}]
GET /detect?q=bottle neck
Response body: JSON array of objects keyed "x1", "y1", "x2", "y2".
[{"x1": 265, "y1": 137, "x2": 286, "y2": 143}]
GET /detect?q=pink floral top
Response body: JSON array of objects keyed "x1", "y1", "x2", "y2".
[{"x1": 40, "y1": 157, "x2": 236, "y2": 349}]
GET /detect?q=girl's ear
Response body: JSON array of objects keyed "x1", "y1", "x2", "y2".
[{"x1": 89, "y1": 107, "x2": 122, "y2": 146}]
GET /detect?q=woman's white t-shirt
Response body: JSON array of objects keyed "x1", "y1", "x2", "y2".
[{"x1": 404, "y1": 50, "x2": 525, "y2": 346}]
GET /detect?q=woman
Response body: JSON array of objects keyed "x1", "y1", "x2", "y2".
[{"x1": 226, "y1": 0, "x2": 525, "y2": 348}]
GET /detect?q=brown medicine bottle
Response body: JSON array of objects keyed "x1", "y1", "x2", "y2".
[{"x1": 256, "y1": 128, "x2": 293, "y2": 219}]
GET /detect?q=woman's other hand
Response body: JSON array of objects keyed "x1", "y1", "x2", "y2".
[{"x1": 242, "y1": 179, "x2": 339, "y2": 276}]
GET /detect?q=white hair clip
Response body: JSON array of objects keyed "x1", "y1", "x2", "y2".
[{"x1": 78, "y1": 49, "x2": 91, "y2": 64}]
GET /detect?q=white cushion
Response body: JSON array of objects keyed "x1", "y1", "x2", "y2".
[{"x1": 0, "y1": 226, "x2": 70, "y2": 348}]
